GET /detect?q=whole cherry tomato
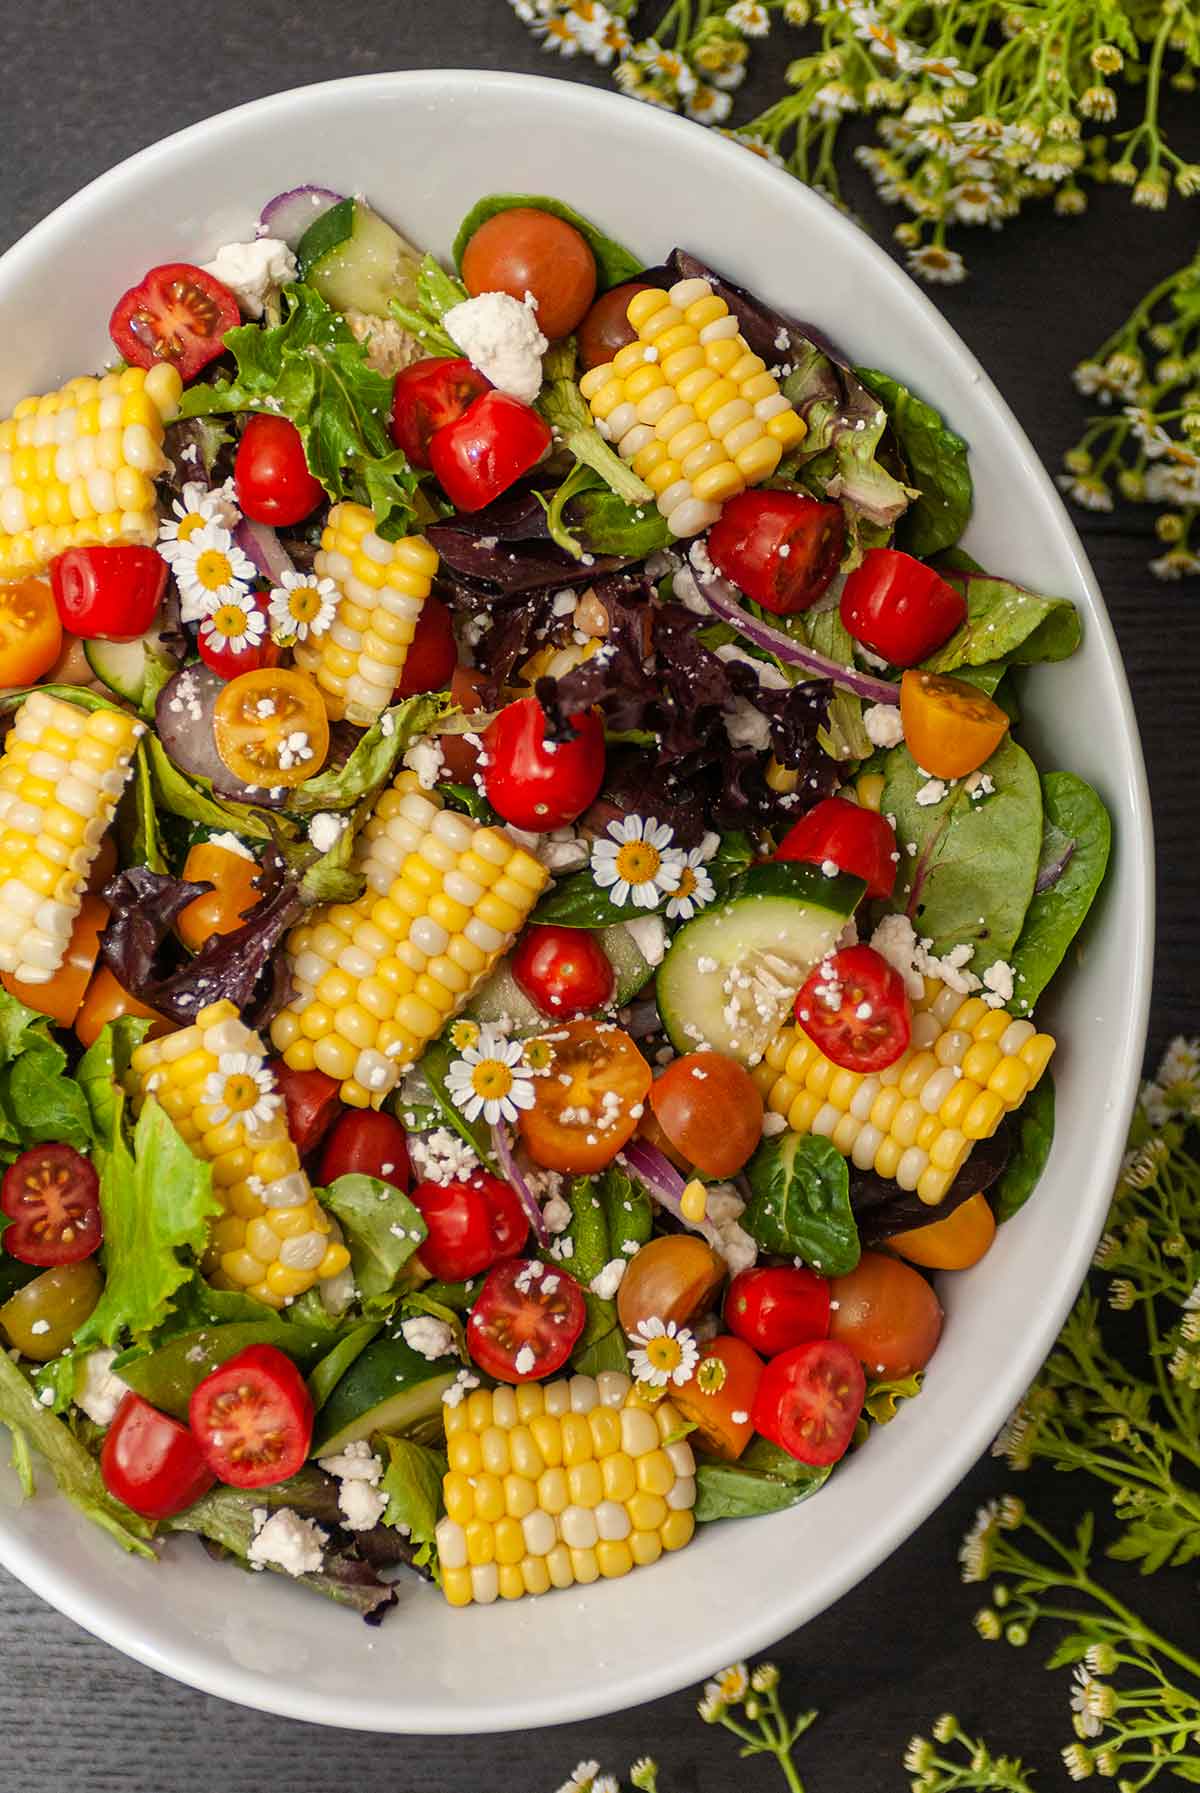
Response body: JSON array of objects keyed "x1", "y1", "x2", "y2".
[
  {"x1": 577, "y1": 282, "x2": 655, "y2": 370},
  {"x1": 899, "y1": 668, "x2": 1009, "y2": 781},
  {"x1": 670, "y1": 1334, "x2": 764, "y2": 1461},
  {"x1": 840, "y1": 547, "x2": 966, "y2": 667},
  {"x1": 196, "y1": 587, "x2": 278, "y2": 681},
  {"x1": 483, "y1": 696, "x2": 604, "y2": 832},
  {"x1": 234, "y1": 415, "x2": 325, "y2": 526},
  {"x1": 189, "y1": 1344, "x2": 314, "y2": 1489},
  {"x1": 390, "y1": 357, "x2": 491, "y2": 469},
  {"x1": 0, "y1": 1144, "x2": 101, "y2": 1267},
  {"x1": 774, "y1": 796, "x2": 898, "y2": 901},
  {"x1": 429, "y1": 391, "x2": 551, "y2": 512},
  {"x1": 518, "y1": 1019, "x2": 651, "y2": 1173},
  {"x1": 829, "y1": 1251, "x2": 944, "y2": 1379},
  {"x1": 100, "y1": 1393, "x2": 216, "y2": 1519},
  {"x1": 270, "y1": 1062, "x2": 342, "y2": 1157},
  {"x1": 319, "y1": 1109, "x2": 411, "y2": 1192},
  {"x1": 511, "y1": 923, "x2": 615, "y2": 1018},
  {"x1": 461, "y1": 209, "x2": 597, "y2": 340},
  {"x1": 394, "y1": 595, "x2": 457, "y2": 697},
  {"x1": 751, "y1": 1338, "x2": 865, "y2": 1466},
  {"x1": 648, "y1": 1051, "x2": 764, "y2": 1178},
  {"x1": 707, "y1": 490, "x2": 846, "y2": 615},
  {"x1": 795, "y1": 944, "x2": 911, "y2": 1074},
  {"x1": 890, "y1": 1191, "x2": 996, "y2": 1270},
  {"x1": 49, "y1": 546, "x2": 167, "y2": 642},
  {"x1": 109, "y1": 262, "x2": 240, "y2": 382},
  {"x1": 176, "y1": 839, "x2": 261, "y2": 952},
  {"x1": 617, "y1": 1234, "x2": 727, "y2": 1338},
  {"x1": 466, "y1": 1257, "x2": 587, "y2": 1382},
  {"x1": 725, "y1": 1265, "x2": 832, "y2": 1357},
  {"x1": 409, "y1": 1171, "x2": 529, "y2": 1281}
]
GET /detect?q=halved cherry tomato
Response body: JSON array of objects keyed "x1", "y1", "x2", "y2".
[
  {"x1": 234, "y1": 414, "x2": 325, "y2": 526},
  {"x1": 409, "y1": 1171, "x2": 528, "y2": 1281},
  {"x1": 100, "y1": 1393, "x2": 215, "y2": 1518},
  {"x1": 49, "y1": 546, "x2": 167, "y2": 642},
  {"x1": 189, "y1": 1343, "x2": 313, "y2": 1488},
  {"x1": 466, "y1": 1257, "x2": 587, "y2": 1382},
  {"x1": 175, "y1": 840, "x2": 262, "y2": 952},
  {"x1": 795, "y1": 944, "x2": 911, "y2": 1074},
  {"x1": 840, "y1": 547, "x2": 966, "y2": 667},
  {"x1": 461, "y1": 209, "x2": 597, "y2": 341},
  {"x1": 0, "y1": 577, "x2": 62, "y2": 685},
  {"x1": 616, "y1": 1234, "x2": 726, "y2": 1337},
  {"x1": 0, "y1": 1144, "x2": 101, "y2": 1267},
  {"x1": 707, "y1": 491, "x2": 846, "y2": 616},
  {"x1": 518, "y1": 1018, "x2": 652, "y2": 1173},
  {"x1": 429, "y1": 391, "x2": 552, "y2": 512},
  {"x1": 483, "y1": 696, "x2": 604, "y2": 832},
  {"x1": 577, "y1": 282, "x2": 655, "y2": 370},
  {"x1": 725, "y1": 1265, "x2": 831, "y2": 1358},
  {"x1": 270, "y1": 1061, "x2": 342, "y2": 1157},
  {"x1": 511, "y1": 923, "x2": 614, "y2": 1019},
  {"x1": 212, "y1": 667, "x2": 330, "y2": 790},
  {"x1": 197, "y1": 587, "x2": 278, "y2": 680},
  {"x1": 74, "y1": 966, "x2": 170, "y2": 1050},
  {"x1": 109, "y1": 262, "x2": 240, "y2": 382},
  {"x1": 0, "y1": 1259, "x2": 102, "y2": 1360},
  {"x1": 829, "y1": 1251, "x2": 943, "y2": 1378},
  {"x1": 390, "y1": 358, "x2": 491, "y2": 469},
  {"x1": 394, "y1": 595, "x2": 457, "y2": 697},
  {"x1": 636, "y1": 1106, "x2": 691, "y2": 1174},
  {"x1": 890, "y1": 1191, "x2": 996, "y2": 1270},
  {"x1": 439, "y1": 665, "x2": 488, "y2": 782},
  {"x1": 900, "y1": 668, "x2": 1009, "y2": 781},
  {"x1": 2, "y1": 891, "x2": 106, "y2": 1028},
  {"x1": 320, "y1": 1109, "x2": 411, "y2": 1193},
  {"x1": 774, "y1": 796, "x2": 898, "y2": 902},
  {"x1": 751, "y1": 1338, "x2": 865, "y2": 1466},
  {"x1": 648, "y1": 1051, "x2": 764, "y2": 1178},
  {"x1": 671, "y1": 1334, "x2": 763, "y2": 1461}
]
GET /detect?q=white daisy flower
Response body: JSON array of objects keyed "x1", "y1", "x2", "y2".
[
  {"x1": 445, "y1": 1028, "x2": 536, "y2": 1126},
  {"x1": 725, "y1": 0, "x2": 770, "y2": 35},
  {"x1": 199, "y1": 589, "x2": 268, "y2": 657},
  {"x1": 920, "y1": 53, "x2": 977, "y2": 87},
  {"x1": 554, "y1": 1763, "x2": 601, "y2": 1793},
  {"x1": 157, "y1": 480, "x2": 239, "y2": 563},
  {"x1": 590, "y1": 815, "x2": 683, "y2": 910},
  {"x1": 665, "y1": 848, "x2": 716, "y2": 921},
  {"x1": 686, "y1": 82, "x2": 733, "y2": 123},
  {"x1": 628, "y1": 1316, "x2": 699, "y2": 1388},
  {"x1": 268, "y1": 570, "x2": 338, "y2": 642},
  {"x1": 905, "y1": 243, "x2": 967, "y2": 285},
  {"x1": 173, "y1": 522, "x2": 258, "y2": 624},
  {"x1": 203, "y1": 1052, "x2": 280, "y2": 1132},
  {"x1": 533, "y1": 10, "x2": 582, "y2": 54},
  {"x1": 714, "y1": 1662, "x2": 749, "y2": 1702}
]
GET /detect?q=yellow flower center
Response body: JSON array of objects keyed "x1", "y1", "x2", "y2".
[
  {"x1": 195, "y1": 549, "x2": 234, "y2": 591},
  {"x1": 674, "y1": 866, "x2": 697, "y2": 901},
  {"x1": 222, "y1": 1073, "x2": 259, "y2": 1114},
  {"x1": 177, "y1": 511, "x2": 208, "y2": 541},
  {"x1": 696, "y1": 1354, "x2": 727, "y2": 1394},
  {"x1": 645, "y1": 1335, "x2": 684, "y2": 1373},
  {"x1": 614, "y1": 840, "x2": 661, "y2": 884},
  {"x1": 471, "y1": 1059, "x2": 514, "y2": 1100},
  {"x1": 211, "y1": 603, "x2": 250, "y2": 640},
  {"x1": 525, "y1": 1038, "x2": 556, "y2": 1073},
  {"x1": 288, "y1": 584, "x2": 323, "y2": 622},
  {"x1": 449, "y1": 1019, "x2": 481, "y2": 1052}
]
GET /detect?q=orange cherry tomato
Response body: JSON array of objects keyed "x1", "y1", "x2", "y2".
[
  {"x1": 829, "y1": 1250, "x2": 943, "y2": 1379},
  {"x1": 461, "y1": 208, "x2": 597, "y2": 341},
  {"x1": 890, "y1": 1191, "x2": 997, "y2": 1270},
  {"x1": 1, "y1": 892, "x2": 107, "y2": 1028},
  {"x1": 86, "y1": 832, "x2": 118, "y2": 896},
  {"x1": 75, "y1": 965, "x2": 171, "y2": 1049},
  {"x1": 648, "y1": 1051, "x2": 764, "y2": 1178},
  {"x1": 899, "y1": 669, "x2": 1009, "y2": 781},
  {"x1": 617, "y1": 1234, "x2": 727, "y2": 1338},
  {"x1": 670, "y1": 1334, "x2": 764, "y2": 1462},
  {"x1": 0, "y1": 577, "x2": 63, "y2": 686},
  {"x1": 212, "y1": 667, "x2": 330, "y2": 791},
  {"x1": 517, "y1": 1018, "x2": 651, "y2": 1173},
  {"x1": 636, "y1": 1107, "x2": 691, "y2": 1174},
  {"x1": 176, "y1": 840, "x2": 261, "y2": 953}
]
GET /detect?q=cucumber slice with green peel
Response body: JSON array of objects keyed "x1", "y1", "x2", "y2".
[
  {"x1": 466, "y1": 923, "x2": 651, "y2": 1031},
  {"x1": 312, "y1": 1333, "x2": 458, "y2": 1455},
  {"x1": 296, "y1": 197, "x2": 423, "y2": 316},
  {"x1": 84, "y1": 628, "x2": 174, "y2": 706},
  {"x1": 656, "y1": 862, "x2": 865, "y2": 1067}
]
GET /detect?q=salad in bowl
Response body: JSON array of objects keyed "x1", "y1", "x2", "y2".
[{"x1": 0, "y1": 181, "x2": 1110, "y2": 1622}]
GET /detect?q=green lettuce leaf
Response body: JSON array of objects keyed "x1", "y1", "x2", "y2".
[
  {"x1": 925, "y1": 572, "x2": 1081, "y2": 675},
  {"x1": 380, "y1": 1434, "x2": 446, "y2": 1547},
  {"x1": 795, "y1": 607, "x2": 871, "y2": 762},
  {"x1": 284, "y1": 694, "x2": 446, "y2": 815},
  {"x1": 142, "y1": 736, "x2": 275, "y2": 840},
  {"x1": 742, "y1": 1133, "x2": 860, "y2": 1276},
  {"x1": 537, "y1": 365, "x2": 654, "y2": 511},
  {"x1": 857, "y1": 367, "x2": 972, "y2": 557},
  {"x1": 0, "y1": 990, "x2": 93, "y2": 1155},
  {"x1": 451, "y1": 195, "x2": 643, "y2": 287},
  {"x1": 1007, "y1": 772, "x2": 1112, "y2": 1013},
  {"x1": 992, "y1": 1072, "x2": 1055, "y2": 1222},
  {"x1": 319, "y1": 1173, "x2": 427, "y2": 1303},
  {"x1": 852, "y1": 1369, "x2": 925, "y2": 1446},
  {"x1": 76, "y1": 1017, "x2": 152, "y2": 1142}
]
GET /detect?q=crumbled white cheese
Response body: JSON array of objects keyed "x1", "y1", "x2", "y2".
[
  {"x1": 205, "y1": 830, "x2": 255, "y2": 863},
  {"x1": 316, "y1": 1439, "x2": 388, "y2": 1532},
  {"x1": 863, "y1": 703, "x2": 904, "y2": 749},
  {"x1": 589, "y1": 1258, "x2": 628, "y2": 1300},
  {"x1": 870, "y1": 913, "x2": 981, "y2": 999},
  {"x1": 713, "y1": 643, "x2": 790, "y2": 691},
  {"x1": 671, "y1": 565, "x2": 712, "y2": 616},
  {"x1": 202, "y1": 237, "x2": 297, "y2": 319},
  {"x1": 73, "y1": 1348, "x2": 127, "y2": 1427},
  {"x1": 981, "y1": 959, "x2": 1015, "y2": 1008},
  {"x1": 705, "y1": 1183, "x2": 758, "y2": 1276},
  {"x1": 551, "y1": 588, "x2": 577, "y2": 618},
  {"x1": 915, "y1": 777, "x2": 948, "y2": 807},
  {"x1": 400, "y1": 1315, "x2": 456, "y2": 1360},
  {"x1": 542, "y1": 1193, "x2": 572, "y2": 1234},
  {"x1": 514, "y1": 1344, "x2": 536, "y2": 1376},
  {"x1": 408, "y1": 1127, "x2": 479, "y2": 1187},
  {"x1": 308, "y1": 811, "x2": 349, "y2": 855},
  {"x1": 247, "y1": 1507, "x2": 327, "y2": 1575},
  {"x1": 402, "y1": 735, "x2": 445, "y2": 791},
  {"x1": 623, "y1": 914, "x2": 667, "y2": 969},
  {"x1": 443, "y1": 291, "x2": 548, "y2": 405},
  {"x1": 442, "y1": 1368, "x2": 481, "y2": 1409},
  {"x1": 722, "y1": 695, "x2": 774, "y2": 753},
  {"x1": 505, "y1": 825, "x2": 590, "y2": 875}
]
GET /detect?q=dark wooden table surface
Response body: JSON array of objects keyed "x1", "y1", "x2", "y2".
[{"x1": 1, "y1": 6, "x2": 1196, "y2": 1788}]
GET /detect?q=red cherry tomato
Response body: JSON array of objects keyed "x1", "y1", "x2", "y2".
[
  {"x1": 725, "y1": 1265, "x2": 832, "y2": 1358},
  {"x1": 707, "y1": 490, "x2": 846, "y2": 616},
  {"x1": 49, "y1": 546, "x2": 166, "y2": 642},
  {"x1": 394, "y1": 596, "x2": 457, "y2": 698},
  {"x1": 774, "y1": 796, "x2": 898, "y2": 901},
  {"x1": 466, "y1": 1257, "x2": 586, "y2": 1383},
  {"x1": 319, "y1": 1109, "x2": 411, "y2": 1192},
  {"x1": 796, "y1": 944, "x2": 911, "y2": 1074},
  {"x1": 0, "y1": 1144, "x2": 101, "y2": 1267},
  {"x1": 483, "y1": 696, "x2": 604, "y2": 832},
  {"x1": 461, "y1": 209, "x2": 597, "y2": 341},
  {"x1": 100, "y1": 1392, "x2": 216, "y2": 1519},
  {"x1": 197, "y1": 586, "x2": 278, "y2": 680},
  {"x1": 840, "y1": 548, "x2": 967, "y2": 668},
  {"x1": 511, "y1": 923, "x2": 615, "y2": 1018},
  {"x1": 390, "y1": 357, "x2": 491, "y2": 469},
  {"x1": 109, "y1": 262, "x2": 240, "y2": 382},
  {"x1": 234, "y1": 415, "x2": 325, "y2": 527},
  {"x1": 751, "y1": 1338, "x2": 866, "y2": 1466},
  {"x1": 409, "y1": 1171, "x2": 529, "y2": 1282},
  {"x1": 830, "y1": 1251, "x2": 943, "y2": 1378},
  {"x1": 429, "y1": 391, "x2": 552, "y2": 512},
  {"x1": 189, "y1": 1343, "x2": 314, "y2": 1488},
  {"x1": 577, "y1": 282, "x2": 655, "y2": 371},
  {"x1": 269, "y1": 1061, "x2": 342, "y2": 1157}
]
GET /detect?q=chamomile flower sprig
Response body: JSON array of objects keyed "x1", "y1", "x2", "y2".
[
  {"x1": 902, "y1": 1716, "x2": 1035, "y2": 1793},
  {"x1": 697, "y1": 1661, "x2": 818, "y2": 1793}
]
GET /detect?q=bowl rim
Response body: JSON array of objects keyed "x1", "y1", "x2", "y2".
[{"x1": 0, "y1": 65, "x2": 1154, "y2": 1734}]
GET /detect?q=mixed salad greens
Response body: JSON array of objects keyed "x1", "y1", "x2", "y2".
[{"x1": 0, "y1": 183, "x2": 1111, "y2": 1621}]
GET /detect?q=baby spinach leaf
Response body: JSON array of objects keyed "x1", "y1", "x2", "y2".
[
  {"x1": 451, "y1": 194, "x2": 644, "y2": 288},
  {"x1": 925, "y1": 572, "x2": 1081, "y2": 675},
  {"x1": 798, "y1": 607, "x2": 871, "y2": 761},
  {"x1": 319, "y1": 1173, "x2": 427, "y2": 1304},
  {"x1": 694, "y1": 1438, "x2": 831, "y2": 1522},
  {"x1": 533, "y1": 866, "x2": 668, "y2": 928},
  {"x1": 571, "y1": 1293, "x2": 628, "y2": 1377},
  {"x1": 992, "y1": 1072, "x2": 1055, "y2": 1222},
  {"x1": 380, "y1": 1435, "x2": 446, "y2": 1546},
  {"x1": 600, "y1": 1164, "x2": 653, "y2": 1256},
  {"x1": 284, "y1": 694, "x2": 446, "y2": 815},
  {"x1": 1007, "y1": 773, "x2": 1112, "y2": 1013},
  {"x1": 742, "y1": 1133, "x2": 860, "y2": 1276},
  {"x1": 857, "y1": 367, "x2": 972, "y2": 557}
]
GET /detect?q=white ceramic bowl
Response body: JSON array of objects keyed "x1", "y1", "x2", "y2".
[{"x1": 0, "y1": 69, "x2": 1152, "y2": 1733}]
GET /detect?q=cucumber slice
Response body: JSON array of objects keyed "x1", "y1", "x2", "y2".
[
  {"x1": 84, "y1": 628, "x2": 172, "y2": 705},
  {"x1": 656, "y1": 862, "x2": 865, "y2": 1067},
  {"x1": 466, "y1": 923, "x2": 651, "y2": 1031},
  {"x1": 312, "y1": 1333, "x2": 458, "y2": 1455},
  {"x1": 296, "y1": 197, "x2": 423, "y2": 316}
]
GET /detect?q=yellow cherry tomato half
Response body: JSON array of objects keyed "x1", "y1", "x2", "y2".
[
  {"x1": 212, "y1": 668, "x2": 330, "y2": 791},
  {"x1": 890, "y1": 1191, "x2": 997, "y2": 1270},
  {"x1": 1, "y1": 892, "x2": 107, "y2": 1029},
  {"x1": 0, "y1": 577, "x2": 63, "y2": 686},
  {"x1": 899, "y1": 669, "x2": 1009, "y2": 781},
  {"x1": 177, "y1": 840, "x2": 262, "y2": 953}
]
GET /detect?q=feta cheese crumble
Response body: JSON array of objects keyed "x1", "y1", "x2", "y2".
[
  {"x1": 73, "y1": 1348, "x2": 127, "y2": 1427},
  {"x1": 408, "y1": 1127, "x2": 479, "y2": 1186},
  {"x1": 402, "y1": 735, "x2": 445, "y2": 791},
  {"x1": 307, "y1": 811, "x2": 348, "y2": 855},
  {"x1": 201, "y1": 237, "x2": 297, "y2": 319},
  {"x1": 623, "y1": 914, "x2": 667, "y2": 969},
  {"x1": 317, "y1": 1439, "x2": 388, "y2": 1532},
  {"x1": 915, "y1": 777, "x2": 948, "y2": 807},
  {"x1": 248, "y1": 1507, "x2": 327, "y2": 1575},
  {"x1": 589, "y1": 1258, "x2": 628, "y2": 1300},
  {"x1": 400, "y1": 1314, "x2": 456, "y2": 1361},
  {"x1": 863, "y1": 703, "x2": 904, "y2": 749},
  {"x1": 443, "y1": 291, "x2": 548, "y2": 405}
]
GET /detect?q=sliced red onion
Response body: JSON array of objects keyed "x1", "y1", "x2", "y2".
[
  {"x1": 257, "y1": 185, "x2": 345, "y2": 246},
  {"x1": 619, "y1": 1141, "x2": 722, "y2": 1249},
  {"x1": 155, "y1": 663, "x2": 287, "y2": 808},
  {"x1": 689, "y1": 558, "x2": 900, "y2": 705},
  {"x1": 491, "y1": 1123, "x2": 550, "y2": 1249},
  {"x1": 235, "y1": 517, "x2": 296, "y2": 586}
]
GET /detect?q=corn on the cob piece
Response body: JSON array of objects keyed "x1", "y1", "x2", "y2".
[
  {"x1": 130, "y1": 1000, "x2": 351, "y2": 1310},
  {"x1": 292, "y1": 502, "x2": 439, "y2": 727},
  {"x1": 0, "y1": 692, "x2": 143, "y2": 983},
  {"x1": 579, "y1": 278, "x2": 808, "y2": 540},
  {"x1": 437, "y1": 1370, "x2": 696, "y2": 1607},
  {"x1": 269, "y1": 774, "x2": 549, "y2": 1107},
  {"x1": 752, "y1": 978, "x2": 1056, "y2": 1207},
  {"x1": 0, "y1": 363, "x2": 182, "y2": 579}
]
